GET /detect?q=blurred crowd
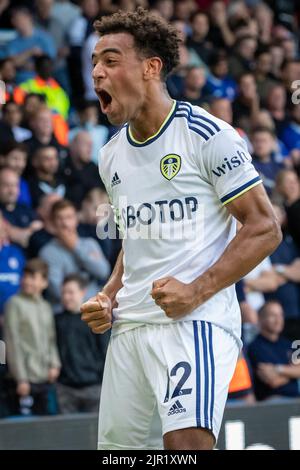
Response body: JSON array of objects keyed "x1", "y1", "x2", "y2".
[{"x1": 0, "y1": 0, "x2": 300, "y2": 418}]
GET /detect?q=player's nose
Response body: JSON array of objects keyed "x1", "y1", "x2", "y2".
[{"x1": 92, "y1": 62, "x2": 106, "y2": 81}]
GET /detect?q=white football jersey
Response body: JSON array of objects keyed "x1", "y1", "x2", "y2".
[{"x1": 98, "y1": 100, "x2": 262, "y2": 345}]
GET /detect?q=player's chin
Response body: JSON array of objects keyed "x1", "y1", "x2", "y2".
[{"x1": 106, "y1": 113, "x2": 125, "y2": 126}]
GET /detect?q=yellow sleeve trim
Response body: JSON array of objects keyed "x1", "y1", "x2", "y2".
[{"x1": 222, "y1": 180, "x2": 263, "y2": 206}]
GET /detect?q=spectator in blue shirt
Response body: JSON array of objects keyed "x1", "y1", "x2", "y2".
[
  {"x1": 280, "y1": 103, "x2": 300, "y2": 153},
  {"x1": 266, "y1": 204, "x2": 300, "y2": 330},
  {"x1": 0, "y1": 167, "x2": 42, "y2": 249},
  {"x1": 0, "y1": 141, "x2": 32, "y2": 208},
  {"x1": 203, "y1": 51, "x2": 237, "y2": 101},
  {"x1": 251, "y1": 127, "x2": 285, "y2": 195},
  {"x1": 248, "y1": 300, "x2": 300, "y2": 401},
  {"x1": 0, "y1": 211, "x2": 25, "y2": 319},
  {"x1": 3, "y1": 7, "x2": 56, "y2": 83}
]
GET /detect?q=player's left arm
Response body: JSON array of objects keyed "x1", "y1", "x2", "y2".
[{"x1": 151, "y1": 184, "x2": 282, "y2": 318}]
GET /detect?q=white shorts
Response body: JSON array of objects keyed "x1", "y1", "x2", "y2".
[{"x1": 98, "y1": 321, "x2": 239, "y2": 450}]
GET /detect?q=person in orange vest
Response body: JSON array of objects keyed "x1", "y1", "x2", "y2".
[
  {"x1": 228, "y1": 351, "x2": 256, "y2": 403},
  {"x1": 14, "y1": 55, "x2": 70, "y2": 121}
]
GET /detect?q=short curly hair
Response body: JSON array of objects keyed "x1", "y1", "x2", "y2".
[{"x1": 94, "y1": 7, "x2": 181, "y2": 79}]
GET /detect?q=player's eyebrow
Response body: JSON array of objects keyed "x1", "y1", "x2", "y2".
[{"x1": 92, "y1": 48, "x2": 122, "y2": 62}]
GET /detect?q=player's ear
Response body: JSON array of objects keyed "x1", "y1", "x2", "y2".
[{"x1": 143, "y1": 57, "x2": 163, "y2": 80}]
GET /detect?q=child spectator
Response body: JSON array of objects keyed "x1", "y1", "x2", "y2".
[
  {"x1": 4, "y1": 258, "x2": 61, "y2": 415},
  {"x1": 55, "y1": 274, "x2": 109, "y2": 413}
]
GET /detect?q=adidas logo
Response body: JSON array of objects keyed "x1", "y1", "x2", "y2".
[
  {"x1": 111, "y1": 172, "x2": 121, "y2": 187},
  {"x1": 167, "y1": 400, "x2": 186, "y2": 416}
]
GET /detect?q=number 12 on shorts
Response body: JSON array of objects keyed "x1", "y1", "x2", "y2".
[{"x1": 164, "y1": 361, "x2": 193, "y2": 402}]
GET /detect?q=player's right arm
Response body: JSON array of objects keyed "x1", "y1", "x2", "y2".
[{"x1": 80, "y1": 248, "x2": 124, "y2": 333}]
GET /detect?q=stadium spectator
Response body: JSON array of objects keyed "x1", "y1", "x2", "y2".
[
  {"x1": 248, "y1": 301, "x2": 300, "y2": 401},
  {"x1": 55, "y1": 274, "x2": 109, "y2": 413},
  {"x1": 81, "y1": 32, "x2": 99, "y2": 101},
  {"x1": 266, "y1": 203, "x2": 300, "y2": 340},
  {"x1": 253, "y1": 47, "x2": 277, "y2": 103},
  {"x1": 4, "y1": 258, "x2": 61, "y2": 415},
  {"x1": 67, "y1": 0, "x2": 100, "y2": 105},
  {"x1": 251, "y1": 127, "x2": 285, "y2": 195},
  {"x1": 207, "y1": 0, "x2": 235, "y2": 49},
  {"x1": 63, "y1": 131, "x2": 103, "y2": 208},
  {"x1": 0, "y1": 142, "x2": 32, "y2": 207},
  {"x1": 0, "y1": 101, "x2": 32, "y2": 143},
  {"x1": 204, "y1": 51, "x2": 237, "y2": 100},
  {"x1": 14, "y1": 55, "x2": 70, "y2": 120},
  {"x1": 177, "y1": 65, "x2": 207, "y2": 106},
  {"x1": 0, "y1": 58, "x2": 18, "y2": 103},
  {"x1": 276, "y1": 169, "x2": 300, "y2": 251},
  {"x1": 281, "y1": 59, "x2": 300, "y2": 102},
  {"x1": 232, "y1": 72, "x2": 260, "y2": 131},
  {"x1": 151, "y1": 0, "x2": 174, "y2": 21},
  {"x1": 0, "y1": 211, "x2": 25, "y2": 321},
  {"x1": 265, "y1": 84, "x2": 287, "y2": 136},
  {"x1": 2, "y1": 7, "x2": 56, "y2": 83},
  {"x1": 243, "y1": 256, "x2": 280, "y2": 312},
  {"x1": 0, "y1": 167, "x2": 42, "y2": 249},
  {"x1": 269, "y1": 44, "x2": 284, "y2": 80},
  {"x1": 78, "y1": 187, "x2": 120, "y2": 269},
  {"x1": 209, "y1": 96, "x2": 232, "y2": 124},
  {"x1": 253, "y1": 1, "x2": 273, "y2": 45},
  {"x1": 228, "y1": 352, "x2": 256, "y2": 404},
  {"x1": 21, "y1": 93, "x2": 46, "y2": 129},
  {"x1": 228, "y1": 35, "x2": 257, "y2": 80},
  {"x1": 40, "y1": 199, "x2": 110, "y2": 312},
  {"x1": 186, "y1": 10, "x2": 212, "y2": 64},
  {"x1": 33, "y1": 0, "x2": 70, "y2": 91},
  {"x1": 28, "y1": 146, "x2": 66, "y2": 209},
  {"x1": 280, "y1": 103, "x2": 300, "y2": 154},
  {"x1": 27, "y1": 193, "x2": 62, "y2": 258},
  {"x1": 69, "y1": 101, "x2": 109, "y2": 165},
  {"x1": 236, "y1": 278, "x2": 259, "y2": 346},
  {"x1": 51, "y1": 0, "x2": 81, "y2": 33},
  {"x1": 25, "y1": 104, "x2": 68, "y2": 159}
]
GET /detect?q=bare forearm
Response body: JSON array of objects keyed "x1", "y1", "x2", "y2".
[
  {"x1": 244, "y1": 272, "x2": 279, "y2": 293},
  {"x1": 8, "y1": 226, "x2": 31, "y2": 248},
  {"x1": 192, "y1": 220, "x2": 280, "y2": 305},
  {"x1": 281, "y1": 260, "x2": 300, "y2": 283},
  {"x1": 12, "y1": 49, "x2": 34, "y2": 67},
  {"x1": 102, "y1": 248, "x2": 124, "y2": 301},
  {"x1": 219, "y1": 23, "x2": 235, "y2": 47},
  {"x1": 279, "y1": 365, "x2": 300, "y2": 380}
]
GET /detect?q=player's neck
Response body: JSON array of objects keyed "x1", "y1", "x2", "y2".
[{"x1": 129, "y1": 93, "x2": 174, "y2": 143}]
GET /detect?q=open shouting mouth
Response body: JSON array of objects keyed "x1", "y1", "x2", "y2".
[{"x1": 96, "y1": 89, "x2": 113, "y2": 114}]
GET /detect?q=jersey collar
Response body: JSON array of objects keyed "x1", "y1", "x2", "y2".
[{"x1": 126, "y1": 100, "x2": 178, "y2": 147}]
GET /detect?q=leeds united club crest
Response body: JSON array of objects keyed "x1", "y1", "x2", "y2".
[{"x1": 160, "y1": 154, "x2": 181, "y2": 181}]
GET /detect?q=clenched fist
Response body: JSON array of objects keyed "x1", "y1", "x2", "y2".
[
  {"x1": 81, "y1": 292, "x2": 112, "y2": 334},
  {"x1": 151, "y1": 277, "x2": 199, "y2": 319}
]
